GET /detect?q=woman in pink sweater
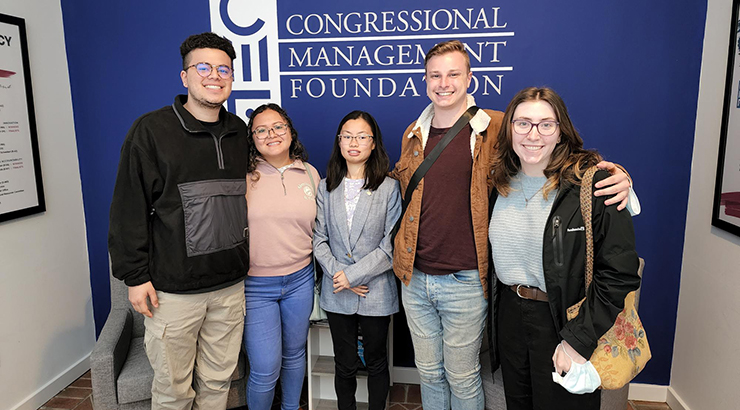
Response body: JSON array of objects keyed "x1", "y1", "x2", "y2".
[{"x1": 243, "y1": 103, "x2": 320, "y2": 410}]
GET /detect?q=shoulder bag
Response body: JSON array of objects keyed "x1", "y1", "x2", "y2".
[{"x1": 566, "y1": 166, "x2": 651, "y2": 390}]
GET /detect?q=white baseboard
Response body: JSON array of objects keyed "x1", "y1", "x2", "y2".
[
  {"x1": 10, "y1": 353, "x2": 91, "y2": 410},
  {"x1": 392, "y1": 366, "x2": 421, "y2": 385},
  {"x1": 628, "y1": 383, "x2": 668, "y2": 402},
  {"x1": 666, "y1": 386, "x2": 690, "y2": 410}
]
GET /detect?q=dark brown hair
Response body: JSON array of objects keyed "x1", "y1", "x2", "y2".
[
  {"x1": 246, "y1": 103, "x2": 308, "y2": 180},
  {"x1": 326, "y1": 111, "x2": 390, "y2": 192},
  {"x1": 492, "y1": 87, "x2": 601, "y2": 198}
]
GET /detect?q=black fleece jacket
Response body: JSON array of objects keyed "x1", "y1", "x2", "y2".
[{"x1": 108, "y1": 95, "x2": 250, "y2": 293}]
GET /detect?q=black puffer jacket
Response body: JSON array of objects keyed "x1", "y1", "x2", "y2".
[
  {"x1": 487, "y1": 170, "x2": 641, "y2": 367},
  {"x1": 109, "y1": 95, "x2": 249, "y2": 293}
]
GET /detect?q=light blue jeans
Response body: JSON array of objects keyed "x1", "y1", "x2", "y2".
[
  {"x1": 402, "y1": 268, "x2": 487, "y2": 410},
  {"x1": 243, "y1": 263, "x2": 314, "y2": 410}
]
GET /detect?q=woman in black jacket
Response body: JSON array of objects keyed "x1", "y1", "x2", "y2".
[{"x1": 487, "y1": 87, "x2": 641, "y2": 410}]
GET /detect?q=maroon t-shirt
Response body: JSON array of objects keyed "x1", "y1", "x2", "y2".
[{"x1": 413, "y1": 124, "x2": 478, "y2": 275}]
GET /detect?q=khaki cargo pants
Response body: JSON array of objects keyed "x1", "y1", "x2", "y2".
[{"x1": 143, "y1": 281, "x2": 245, "y2": 410}]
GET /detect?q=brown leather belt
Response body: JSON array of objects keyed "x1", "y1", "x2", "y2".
[{"x1": 509, "y1": 284, "x2": 549, "y2": 302}]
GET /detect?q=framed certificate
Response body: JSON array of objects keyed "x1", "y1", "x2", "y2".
[{"x1": 0, "y1": 13, "x2": 45, "y2": 223}]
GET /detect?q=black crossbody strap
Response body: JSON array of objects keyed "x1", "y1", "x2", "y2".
[{"x1": 391, "y1": 106, "x2": 480, "y2": 245}]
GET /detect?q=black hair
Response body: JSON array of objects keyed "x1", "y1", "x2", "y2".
[
  {"x1": 180, "y1": 32, "x2": 237, "y2": 69},
  {"x1": 246, "y1": 103, "x2": 308, "y2": 176},
  {"x1": 326, "y1": 111, "x2": 389, "y2": 192}
]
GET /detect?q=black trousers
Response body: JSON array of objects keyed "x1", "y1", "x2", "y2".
[
  {"x1": 326, "y1": 311, "x2": 391, "y2": 410},
  {"x1": 497, "y1": 286, "x2": 600, "y2": 410}
]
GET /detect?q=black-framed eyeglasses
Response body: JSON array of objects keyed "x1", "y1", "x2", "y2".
[
  {"x1": 338, "y1": 133, "x2": 374, "y2": 146},
  {"x1": 253, "y1": 123, "x2": 289, "y2": 140},
  {"x1": 511, "y1": 119, "x2": 560, "y2": 136},
  {"x1": 186, "y1": 62, "x2": 233, "y2": 79}
]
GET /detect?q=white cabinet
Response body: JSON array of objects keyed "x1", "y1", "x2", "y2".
[{"x1": 307, "y1": 319, "x2": 393, "y2": 410}]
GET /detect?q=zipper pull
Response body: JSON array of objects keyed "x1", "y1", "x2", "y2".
[{"x1": 552, "y1": 216, "x2": 561, "y2": 236}]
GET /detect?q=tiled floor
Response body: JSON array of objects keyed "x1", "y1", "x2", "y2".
[
  {"x1": 388, "y1": 383, "x2": 423, "y2": 410},
  {"x1": 38, "y1": 371, "x2": 93, "y2": 409},
  {"x1": 38, "y1": 373, "x2": 670, "y2": 410}
]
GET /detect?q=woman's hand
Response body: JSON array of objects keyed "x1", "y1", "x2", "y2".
[
  {"x1": 594, "y1": 160, "x2": 631, "y2": 210},
  {"x1": 349, "y1": 285, "x2": 369, "y2": 298},
  {"x1": 333, "y1": 271, "x2": 368, "y2": 297},
  {"x1": 333, "y1": 270, "x2": 351, "y2": 293},
  {"x1": 552, "y1": 340, "x2": 587, "y2": 375}
]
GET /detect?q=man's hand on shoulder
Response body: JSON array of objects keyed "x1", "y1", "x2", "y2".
[
  {"x1": 129, "y1": 281, "x2": 159, "y2": 318},
  {"x1": 594, "y1": 160, "x2": 631, "y2": 211}
]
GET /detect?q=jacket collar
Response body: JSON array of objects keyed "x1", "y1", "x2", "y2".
[
  {"x1": 254, "y1": 158, "x2": 307, "y2": 174},
  {"x1": 171, "y1": 94, "x2": 238, "y2": 136},
  {"x1": 409, "y1": 94, "x2": 492, "y2": 150}
]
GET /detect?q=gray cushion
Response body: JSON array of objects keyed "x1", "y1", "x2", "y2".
[{"x1": 116, "y1": 337, "x2": 154, "y2": 404}]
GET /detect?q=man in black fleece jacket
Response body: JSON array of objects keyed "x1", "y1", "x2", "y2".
[{"x1": 108, "y1": 32, "x2": 249, "y2": 409}]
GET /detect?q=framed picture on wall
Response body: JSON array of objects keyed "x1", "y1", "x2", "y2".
[{"x1": 0, "y1": 13, "x2": 45, "y2": 223}]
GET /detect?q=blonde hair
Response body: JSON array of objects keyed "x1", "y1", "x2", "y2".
[{"x1": 424, "y1": 40, "x2": 470, "y2": 73}]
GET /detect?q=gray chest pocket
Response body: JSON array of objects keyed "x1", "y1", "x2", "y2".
[{"x1": 178, "y1": 179, "x2": 247, "y2": 257}]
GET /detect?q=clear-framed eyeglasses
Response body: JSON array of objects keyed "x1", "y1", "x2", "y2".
[
  {"x1": 253, "y1": 123, "x2": 290, "y2": 140},
  {"x1": 338, "y1": 133, "x2": 374, "y2": 146},
  {"x1": 186, "y1": 62, "x2": 233, "y2": 79},
  {"x1": 511, "y1": 119, "x2": 560, "y2": 136}
]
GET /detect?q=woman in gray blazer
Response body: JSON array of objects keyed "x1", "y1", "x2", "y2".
[{"x1": 313, "y1": 111, "x2": 402, "y2": 410}]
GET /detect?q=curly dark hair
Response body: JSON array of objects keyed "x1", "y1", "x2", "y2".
[
  {"x1": 326, "y1": 111, "x2": 390, "y2": 192},
  {"x1": 180, "y1": 32, "x2": 237, "y2": 69},
  {"x1": 246, "y1": 103, "x2": 308, "y2": 179},
  {"x1": 492, "y1": 87, "x2": 601, "y2": 198}
]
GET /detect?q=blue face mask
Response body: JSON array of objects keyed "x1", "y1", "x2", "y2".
[{"x1": 551, "y1": 342, "x2": 601, "y2": 394}]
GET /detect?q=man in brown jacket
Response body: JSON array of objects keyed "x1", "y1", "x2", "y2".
[{"x1": 390, "y1": 40, "x2": 634, "y2": 410}]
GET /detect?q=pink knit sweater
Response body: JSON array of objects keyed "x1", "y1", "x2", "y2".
[{"x1": 246, "y1": 159, "x2": 320, "y2": 277}]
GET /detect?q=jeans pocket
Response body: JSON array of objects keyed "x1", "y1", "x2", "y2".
[
  {"x1": 178, "y1": 179, "x2": 247, "y2": 257},
  {"x1": 450, "y1": 270, "x2": 481, "y2": 286}
]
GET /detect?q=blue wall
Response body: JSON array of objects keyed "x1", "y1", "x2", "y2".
[{"x1": 61, "y1": 0, "x2": 707, "y2": 385}]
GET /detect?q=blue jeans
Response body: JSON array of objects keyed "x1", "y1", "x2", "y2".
[
  {"x1": 402, "y1": 268, "x2": 487, "y2": 410},
  {"x1": 243, "y1": 263, "x2": 314, "y2": 410}
]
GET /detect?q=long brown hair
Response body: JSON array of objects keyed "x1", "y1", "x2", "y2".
[{"x1": 492, "y1": 87, "x2": 601, "y2": 198}]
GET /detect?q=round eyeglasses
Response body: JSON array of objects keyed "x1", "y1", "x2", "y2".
[
  {"x1": 338, "y1": 133, "x2": 374, "y2": 146},
  {"x1": 512, "y1": 119, "x2": 560, "y2": 136},
  {"x1": 253, "y1": 123, "x2": 289, "y2": 140},
  {"x1": 186, "y1": 62, "x2": 233, "y2": 79}
]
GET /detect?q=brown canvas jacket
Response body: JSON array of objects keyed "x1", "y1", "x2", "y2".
[{"x1": 390, "y1": 95, "x2": 504, "y2": 298}]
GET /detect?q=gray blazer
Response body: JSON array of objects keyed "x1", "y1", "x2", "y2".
[{"x1": 314, "y1": 176, "x2": 401, "y2": 316}]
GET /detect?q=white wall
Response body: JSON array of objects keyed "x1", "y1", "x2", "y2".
[
  {"x1": 670, "y1": 0, "x2": 740, "y2": 409},
  {"x1": 0, "y1": 1, "x2": 95, "y2": 409}
]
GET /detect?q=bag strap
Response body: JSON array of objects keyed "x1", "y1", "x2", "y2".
[
  {"x1": 303, "y1": 161, "x2": 316, "y2": 196},
  {"x1": 390, "y1": 106, "x2": 480, "y2": 245},
  {"x1": 566, "y1": 165, "x2": 598, "y2": 320},
  {"x1": 581, "y1": 166, "x2": 598, "y2": 290}
]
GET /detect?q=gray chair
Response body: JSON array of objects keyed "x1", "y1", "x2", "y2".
[
  {"x1": 482, "y1": 257, "x2": 645, "y2": 410},
  {"x1": 91, "y1": 272, "x2": 248, "y2": 409}
]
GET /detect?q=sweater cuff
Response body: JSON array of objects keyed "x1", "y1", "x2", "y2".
[{"x1": 124, "y1": 273, "x2": 152, "y2": 287}]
